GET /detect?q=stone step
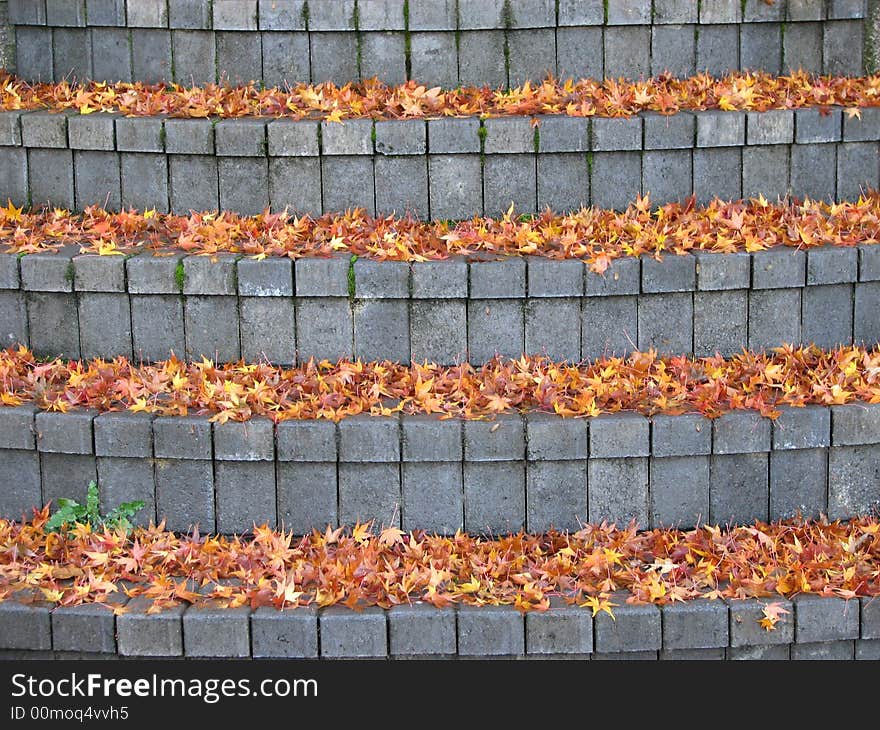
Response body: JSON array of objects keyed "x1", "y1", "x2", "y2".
[
  {"x1": 2, "y1": 243, "x2": 878, "y2": 363},
  {"x1": 0, "y1": 589, "x2": 874, "y2": 660},
  {"x1": 0, "y1": 106, "x2": 878, "y2": 217},
  {"x1": 7, "y1": 0, "x2": 869, "y2": 86},
  {"x1": 2, "y1": 402, "x2": 878, "y2": 532}
]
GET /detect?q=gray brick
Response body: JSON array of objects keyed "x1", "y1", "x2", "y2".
[
  {"x1": 525, "y1": 412, "x2": 588, "y2": 462},
  {"x1": 0, "y1": 450, "x2": 41, "y2": 520},
  {"x1": 643, "y1": 112, "x2": 695, "y2": 151},
  {"x1": 695, "y1": 24, "x2": 740, "y2": 76},
  {"x1": 556, "y1": 26, "x2": 604, "y2": 81},
  {"x1": 556, "y1": 0, "x2": 603, "y2": 24},
  {"x1": 0, "y1": 255, "x2": 20, "y2": 292},
  {"x1": 322, "y1": 156, "x2": 375, "y2": 214},
  {"x1": 861, "y1": 597, "x2": 880, "y2": 640},
  {"x1": 73, "y1": 150, "x2": 121, "y2": 210},
  {"x1": 9, "y1": 0, "x2": 48, "y2": 25},
  {"x1": 261, "y1": 31, "x2": 310, "y2": 88},
  {"x1": 693, "y1": 290, "x2": 748, "y2": 357},
  {"x1": 464, "y1": 415, "x2": 524, "y2": 462},
  {"x1": 463, "y1": 461, "x2": 525, "y2": 534},
  {"x1": 339, "y1": 415, "x2": 400, "y2": 462},
  {"x1": 94, "y1": 411, "x2": 152, "y2": 458},
  {"x1": 184, "y1": 295, "x2": 240, "y2": 361},
  {"x1": 795, "y1": 108, "x2": 842, "y2": 146},
  {"x1": 117, "y1": 597, "x2": 184, "y2": 657},
  {"x1": 310, "y1": 30, "x2": 358, "y2": 84},
  {"x1": 828, "y1": 0, "x2": 868, "y2": 18},
  {"x1": 154, "y1": 458, "x2": 214, "y2": 532},
  {"x1": 15, "y1": 26, "x2": 54, "y2": 83},
  {"x1": 592, "y1": 117, "x2": 642, "y2": 153},
  {"x1": 748, "y1": 288, "x2": 802, "y2": 351},
  {"x1": 40, "y1": 453, "x2": 97, "y2": 508},
  {"x1": 353, "y1": 299, "x2": 409, "y2": 362},
  {"x1": 374, "y1": 155, "x2": 428, "y2": 217},
  {"x1": 215, "y1": 461, "x2": 276, "y2": 533},
  {"x1": 526, "y1": 258, "x2": 583, "y2": 298},
  {"x1": 713, "y1": 410, "x2": 771, "y2": 454},
  {"x1": 215, "y1": 119, "x2": 266, "y2": 157},
  {"x1": 164, "y1": 119, "x2": 214, "y2": 156},
  {"x1": 257, "y1": 0, "x2": 305, "y2": 30},
  {"x1": 807, "y1": 246, "x2": 858, "y2": 286},
  {"x1": 589, "y1": 457, "x2": 648, "y2": 525},
  {"x1": 321, "y1": 118, "x2": 372, "y2": 156},
  {"x1": 660, "y1": 648, "x2": 725, "y2": 660},
  {"x1": 53, "y1": 27, "x2": 92, "y2": 79},
  {"x1": 843, "y1": 107, "x2": 880, "y2": 143},
  {"x1": 389, "y1": 604, "x2": 456, "y2": 657},
  {"x1": 96, "y1": 456, "x2": 156, "y2": 526},
  {"x1": 52, "y1": 602, "x2": 121, "y2": 654},
  {"x1": 783, "y1": 22, "x2": 824, "y2": 74},
  {"x1": 483, "y1": 117, "x2": 532, "y2": 155},
  {"x1": 802, "y1": 283, "x2": 853, "y2": 349},
  {"x1": 728, "y1": 597, "x2": 794, "y2": 647},
  {"x1": 426, "y1": 120, "x2": 484, "y2": 157},
  {"x1": 458, "y1": 605, "x2": 524, "y2": 656},
  {"x1": 693, "y1": 147, "x2": 742, "y2": 205},
  {"x1": 651, "y1": 24, "x2": 696, "y2": 77},
  {"x1": 0, "y1": 149, "x2": 28, "y2": 206},
  {"x1": 338, "y1": 462, "x2": 400, "y2": 526},
  {"x1": 236, "y1": 258, "x2": 293, "y2": 297},
  {"x1": 215, "y1": 31, "x2": 262, "y2": 85},
  {"x1": 772, "y1": 405, "x2": 831, "y2": 450},
  {"x1": 0, "y1": 112, "x2": 22, "y2": 148},
  {"x1": 214, "y1": 418, "x2": 274, "y2": 461},
  {"x1": 650, "y1": 455, "x2": 709, "y2": 528},
  {"x1": 36, "y1": 410, "x2": 94, "y2": 455},
  {"x1": 410, "y1": 259, "x2": 467, "y2": 299},
  {"x1": 0, "y1": 291, "x2": 25, "y2": 347},
  {"x1": 662, "y1": 600, "x2": 728, "y2": 649},
  {"x1": 837, "y1": 142, "x2": 879, "y2": 201},
  {"x1": 251, "y1": 606, "x2": 318, "y2": 659},
  {"x1": 605, "y1": 0, "x2": 650, "y2": 24},
  {"x1": 743, "y1": 144, "x2": 791, "y2": 201},
  {"x1": 409, "y1": 32, "x2": 458, "y2": 88},
  {"x1": 21, "y1": 250, "x2": 75, "y2": 293},
  {"x1": 582, "y1": 295, "x2": 638, "y2": 360},
  {"x1": 406, "y1": 0, "x2": 457, "y2": 29},
  {"x1": 642, "y1": 149, "x2": 693, "y2": 205},
  {"x1": 536, "y1": 116, "x2": 589, "y2": 154},
  {"x1": 483, "y1": 154, "x2": 536, "y2": 217},
  {"x1": 642, "y1": 255, "x2": 696, "y2": 293},
  {"x1": 752, "y1": 248, "x2": 805, "y2": 289},
  {"x1": 651, "y1": 413, "x2": 711, "y2": 458},
  {"x1": 131, "y1": 29, "x2": 171, "y2": 82},
  {"x1": 788, "y1": 0, "x2": 825, "y2": 21},
  {"x1": 295, "y1": 297, "x2": 353, "y2": 361},
  {"x1": 373, "y1": 120, "x2": 426, "y2": 157},
  {"x1": 527, "y1": 460, "x2": 587, "y2": 532},
  {"x1": 294, "y1": 256, "x2": 349, "y2": 297},
  {"x1": 769, "y1": 448, "x2": 827, "y2": 520},
  {"x1": 824, "y1": 20, "x2": 864, "y2": 75},
  {"x1": 153, "y1": 416, "x2": 213, "y2": 460},
  {"x1": 637, "y1": 292, "x2": 693, "y2": 354},
  {"x1": 595, "y1": 599, "x2": 660, "y2": 653},
  {"x1": 694, "y1": 252, "x2": 751, "y2": 291},
  {"x1": 831, "y1": 403, "x2": 880, "y2": 446},
  {"x1": 306, "y1": 0, "x2": 356, "y2": 30},
  {"x1": 585, "y1": 257, "x2": 640, "y2": 297},
  {"x1": 240, "y1": 298, "x2": 296, "y2": 364},
  {"x1": 709, "y1": 453, "x2": 769, "y2": 523},
  {"x1": 183, "y1": 603, "x2": 251, "y2": 657},
  {"x1": 526, "y1": 602, "x2": 593, "y2": 655},
  {"x1": 536, "y1": 153, "x2": 589, "y2": 212},
  {"x1": 212, "y1": 0, "x2": 257, "y2": 30},
  {"x1": 360, "y1": 31, "x2": 407, "y2": 85},
  {"x1": 275, "y1": 466, "x2": 336, "y2": 533},
  {"x1": 401, "y1": 462, "x2": 463, "y2": 534},
  {"x1": 589, "y1": 413, "x2": 649, "y2": 459},
  {"x1": 855, "y1": 282, "x2": 880, "y2": 345},
  {"x1": 457, "y1": 29, "x2": 505, "y2": 87},
  {"x1": 171, "y1": 30, "x2": 216, "y2": 85},
  {"x1": 507, "y1": 28, "x2": 556, "y2": 85},
  {"x1": 728, "y1": 644, "x2": 790, "y2": 659},
  {"x1": 0, "y1": 601, "x2": 52, "y2": 651},
  {"x1": 604, "y1": 25, "x2": 650, "y2": 79},
  {"x1": 130, "y1": 295, "x2": 185, "y2": 361},
  {"x1": 0, "y1": 404, "x2": 37, "y2": 450},
  {"x1": 791, "y1": 143, "x2": 837, "y2": 202},
  {"x1": 740, "y1": 23, "x2": 782, "y2": 73},
  {"x1": 219, "y1": 156, "x2": 270, "y2": 215},
  {"x1": 127, "y1": 0, "x2": 167, "y2": 26},
  {"x1": 269, "y1": 157, "x2": 321, "y2": 214},
  {"x1": 402, "y1": 415, "x2": 461, "y2": 462},
  {"x1": 28, "y1": 148, "x2": 74, "y2": 208},
  {"x1": 427, "y1": 155, "x2": 481, "y2": 220},
  {"x1": 67, "y1": 114, "x2": 115, "y2": 151},
  {"x1": 183, "y1": 254, "x2": 237, "y2": 296},
  {"x1": 276, "y1": 419, "x2": 336, "y2": 461},
  {"x1": 72, "y1": 254, "x2": 123, "y2": 294},
  {"x1": 169, "y1": 155, "x2": 219, "y2": 213},
  {"x1": 792, "y1": 640, "x2": 855, "y2": 660},
  {"x1": 856, "y1": 639, "x2": 880, "y2": 660},
  {"x1": 860, "y1": 245, "x2": 880, "y2": 282},
  {"x1": 591, "y1": 151, "x2": 642, "y2": 210},
  {"x1": 467, "y1": 299, "x2": 524, "y2": 362},
  {"x1": 78, "y1": 293, "x2": 132, "y2": 359},
  {"x1": 795, "y1": 594, "x2": 860, "y2": 643},
  {"x1": 168, "y1": 0, "x2": 211, "y2": 28},
  {"x1": 828, "y1": 445, "x2": 880, "y2": 518},
  {"x1": 469, "y1": 258, "x2": 526, "y2": 299},
  {"x1": 410, "y1": 300, "x2": 467, "y2": 363},
  {"x1": 26, "y1": 291, "x2": 79, "y2": 358},
  {"x1": 654, "y1": 0, "x2": 698, "y2": 23},
  {"x1": 89, "y1": 26, "x2": 132, "y2": 82}
]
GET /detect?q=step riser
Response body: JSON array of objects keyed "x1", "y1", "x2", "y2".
[
  {"x1": 3, "y1": 246, "x2": 878, "y2": 364},
  {"x1": 8, "y1": 0, "x2": 869, "y2": 85},
  {"x1": 1, "y1": 109, "x2": 878, "y2": 216},
  {"x1": 3, "y1": 405, "x2": 878, "y2": 533},
  {"x1": 0, "y1": 593, "x2": 875, "y2": 659}
]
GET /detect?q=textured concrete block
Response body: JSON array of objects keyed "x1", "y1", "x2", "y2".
[
  {"x1": 772, "y1": 405, "x2": 831, "y2": 450},
  {"x1": 828, "y1": 445, "x2": 880, "y2": 519},
  {"x1": 36, "y1": 410, "x2": 94, "y2": 455},
  {"x1": 240, "y1": 297, "x2": 296, "y2": 364},
  {"x1": 72, "y1": 254, "x2": 124, "y2": 293},
  {"x1": 855, "y1": 282, "x2": 880, "y2": 345},
  {"x1": 215, "y1": 461, "x2": 276, "y2": 533},
  {"x1": 53, "y1": 28, "x2": 93, "y2": 80},
  {"x1": 467, "y1": 299, "x2": 524, "y2": 362},
  {"x1": 410, "y1": 259, "x2": 468, "y2": 299},
  {"x1": 803, "y1": 284, "x2": 853, "y2": 348},
  {"x1": 740, "y1": 22, "x2": 782, "y2": 73},
  {"x1": 28, "y1": 148, "x2": 74, "y2": 208},
  {"x1": 117, "y1": 597, "x2": 185, "y2": 657},
  {"x1": 52, "y1": 603, "x2": 119, "y2": 654},
  {"x1": 276, "y1": 461, "x2": 337, "y2": 533},
  {"x1": 214, "y1": 418, "x2": 274, "y2": 461},
  {"x1": 410, "y1": 300, "x2": 467, "y2": 364},
  {"x1": 526, "y1": 412, "x2": 588, "y2": 462},
  {"x1": 15, "y1": 27, "x2": 55, "y2": 82},
  {"x1": 219, "y1": 157, "x2": 269, "y2": 215},
  {"x1": 709, "y1": 453, "x2": 769, "y2": 524},
  {"x1": 713, "y1": 410, "x2": 771, "y2": 454},
  {"x1": 651, "y1": 24, "x2": 696, "y2": 77},
  {"x1": 581, "y1": 295, "x2": 637, "y2": 360},
  {"x1": 251, "y1": 606, "x2": 318, "y2": 658},
  {"x1": 592, "y1": 117, "x2": 642, "y2": 152},
  {"x1": 604, "y1": 25, "x2": 651, "y2": 79},
  {"x1": 693, "y1": 290, "x2": 747, "y2": 357},
  {"x1": 214, "y1": 31, "x2": 262, "y2": 84},
  {"x1": 269, "y1": 157, "x2": 321, "y2": 214},
  {"x1": 168, "y1": 0, "x2": 212, "y2": 28},
  {"x1": 790, "y1": 143, "x2": 837, "y2": 201},
  {"x1": 0, "y1": 450, "x2": 42, "y2": 520},
  {"x1": 507, "y1": 27, "x2": 556, "y2": 84},
  {"x1": 469, "y1": 258, "x2": 526, "y2": 299},
  {"x1": 824, "y1": 20, "x2": 864, "y2": 75},
  {"x1": 427, "y1": 118, "x2": 480, "y2": 155},
  {"x1": 153, "y1": 415, "x2": 212, "y2": 460},
  {"x1": 261, "y1": 32, "x2": 310, "y2": 88},
  {"x1": 169, "y1": 155, "x2": 219, "y2": 213},
  {"x1": 527, "y1": 258, "x2": 584, "y2": 298},
  {"x1": 856, "y1": 639, "x2": 880, "y2": 660},
  {"x1": 320, "y1": 606, "x2": 387, "y2": 657},
  {"x1": 642, "y1": 149, "x2": 693, "y2": 205},
  {"x1": 73, "y1": 150, "x2": 121, "y2": 210},
  {"x1": 792, "y1": 640, "x2": 855, "y2": 660},
  {"x1": 78, "y1": 293, "x2": 132, "y2": 359},
  {"x1": 97, "y1": 457, "x2": 156, "y2": 526},
  {"x1": 183, "y1": 604, "x2": 251, "y2": 658},
  {"x1": 127, "y1": 252, "x2": 185, "y2": 294},
  {"x1": 40, "y1": 453, "x2": 97, "y2": 512},
  {"x1": 338, "y1": 462, "x2": 401, "y2": 526},
  {"x1": 321, "y1": 156, "x2": 375, "y2": 214},
  {"x1": 339, "y1": 415, "x2": 400, "y2": 463},
  {"x1": 728, "y1": 597, "x2": 794, "y2": 647},
  {"x1": 694, "y1": 252, "x2": 751, "y2": 291},
  {"x1": 401, "y1": 462, "x2": 463, "y2": 534},
  {"x1": 795, "y1": 595, "x2": 860, "y2": 643},
  {"x1": 527, "y1": 460, "x2": 587, "y2": 532},
  {"x1": 458, "y1": 606, "x2": 524, "y2": 657},
  {"x1": 26, "y1": 291, "x2": 80, "y2": 358},
  {"x1": 589, "y1": 413, "x2": 649, "y2": 459},
  {"x1": 728, "y1": 644, "x2": 790, "y2": 660},
  {"x1": 170, "y1": 30, "x2": 216, "y2": 85},
  {"x1": 643, "y1": 112, "x2": 695, "y2": 151},
  {"x1": 464, "y1": 415, "x2": 524, "y2": 462},
  {"x1": 650, "y1": 456, "x2": 709, "y2": 527},
  {"x1": 861, "y1": 597, "x2": 880, "y2": 640},
  {"x1": 483, "y1": 154, "x2": 536, "y2": 216},
  {"x1": 184, "y1": 295, "x2": 240, "y2": 361},
  {"x1": 238, "y1": 257, "x2": 293, "y2": 297},
  {"x1": 747, "y1": 110, "x2": 794, "y2": 146},
  {"x1": 556, "y1": 26, "x2": 604, "y2": 81},
  {"x1": 427, "y1": 155, "x2": 482, "y2": 220},
  {"x1": 154, "y1": 458, "x2": 214, "y2": 531},
  {"x1": 536, "y1": 153, "x2": 590, "y2": 212},
  {"x1": 0, "y1": 601, "x2": 52, "y2": 651},
  {"x1": 68, "y1": 113, "x2": 115, "y2": 151},
  {"x1": 859, "y1": 245, "x2": 880, "y2": 282},
  {"x1": 525, "y1": 299, "x2": 581, "y2": 361},
  {"x1": 837, "y1": 142, "x2": 879, "y2": 201},
  {"x1": 591, "y1": 151, "x2": 641, "y2": 210},
  {"x1": 94, "y1": 411, "x2": 153, "y2": 458},
  {"x1": 693, "y1": 147, "x2": 742, "y2": 205},
  {"x1": 594, "y1": 600, "x2": 661, "y2": 653},
  {"x1": 183, "y1": 253, "x2": 239, "y2": 295},
  {"x1": 276, "y1": 418, "x2": 336, "y2": 462},
  {"x1": 294, "y1": 256, "x2": 349, "y2": 297},
  {"x1": 389, "y1": 605, "x2": 457, "y2": 657},
  {"x1": 360, "y1": 31, "x2": 406, "y2": 85},
  {"x1": 215, "y1": 119, "x2": 266, "y2": 157},
  {"x1": 0, "y1": 291, "x2": 26, "y2": 350},
  {"x1": 695, "y1": 24, "x2": 740, "y2": 75},
  {"x1": 783, "y1": 21, "x2": 824, "y2": 74},
  {"x1": 637, "y1": 292, "x2": 693, "y2": 354},
  {"x1": 807, "y1": 246, "x2": 858, "y2": 286},
  {"x1": 295, "y1": 297, "x2": 353, "y2": 361},
  {"x1": 743, "y1": 144, "x2": 790, "y2": 200},
  {"x1": 0, "y1": 404, "x2": 37, "y2": 450},
  {"x1": 752, "y1": 248, "x2": 806, "y2": 289},
  {"x1": 402, "y1": 415, "x2": 462, "y2": 462},
  {"x1": 409, "y1": 32, "x2": 458, "y2": 88},
  {"x1": 374, "y1": 155, "x2": 429, "y2": 216},
  {"x1": 795, "y1": 108, "x2": 842, "y2": 146},
  {"x1": 585, "y1": 257, "x2": 640, "y2": 297},
  {"x1": 748, "y1": 288, "x2": 802, "y2": 351},
  {"x1": 769, "y1": 448, "x2": 827, "y2": 520},
  {"x1": 526, "y1": 602, "x2": 593, "y2": 655},
  {"x1": 310, "y1": 31, "x2": 358, "y2": 84},
  {"x1": 662, "y1": 600, "x2": 728, "y2": 649},
  {"x1": 0, "y1": 148, "x2": 28, "y2": 206},
  {"x1": 463, "y1": 461, "x2": 525, "y2": 534},
  {"x1": 588, "y1": 457, "x2": 648, "y2": 525},
  {"x1": 130, "y1": 295, "x2": 185, "y2": 362},
  {"x1": 642, "y1": 255, "x2": 696, "y2": 293},
  {"x1": 457, "y1": 30, "x2": 505, "y2": 88},
  {"x1": 131, "y1": 29, "x2": 171, "y2": 82},
  {"x1": 321, "y1": 118, "x2": 373, "y2": 156}
]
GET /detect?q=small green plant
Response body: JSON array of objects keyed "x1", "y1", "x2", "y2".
[
  {"x1": 174, "y1": 259, "x2": 186, "y2": 292},
  {"x1": 348, "y1": 254, "x2": 358, "y2": 299},
  {"x1": 45, "y1": 481, "x2": 144, "y2": 534}
]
